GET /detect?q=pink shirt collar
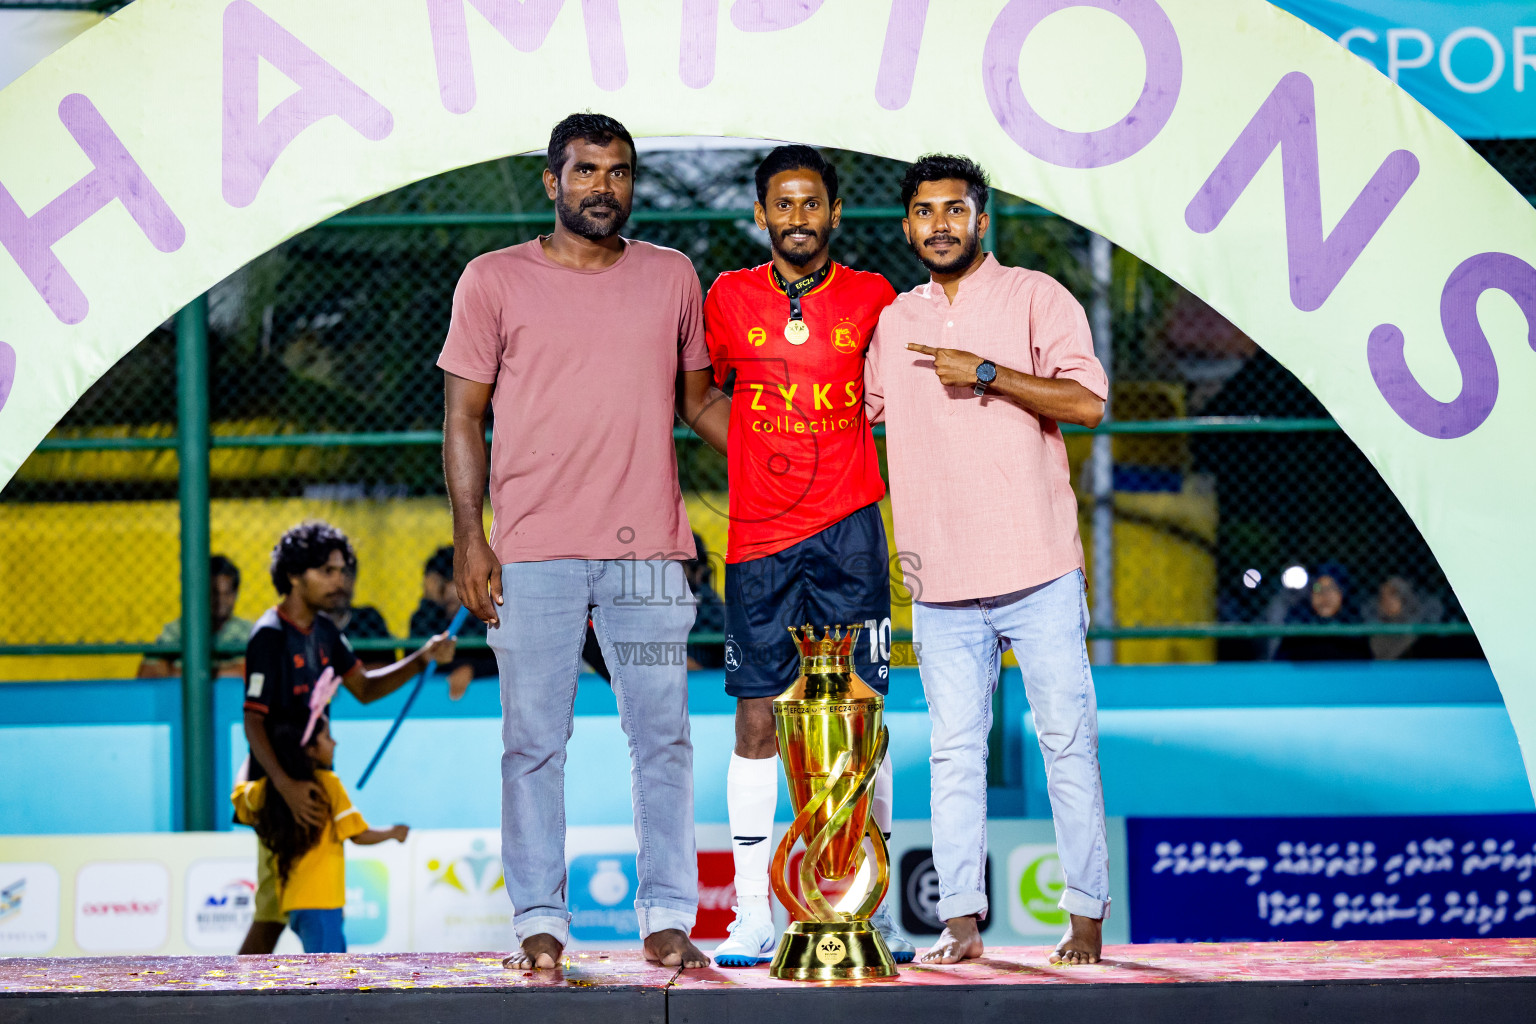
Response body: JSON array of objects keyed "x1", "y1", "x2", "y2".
[{"x1": 913, "y1": 252, "x2": 1003, "y2": 306}]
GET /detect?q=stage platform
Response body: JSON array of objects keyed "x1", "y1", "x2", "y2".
[{"x1": 3, "y1": 939, "x2": 1534, "y2": 1023}]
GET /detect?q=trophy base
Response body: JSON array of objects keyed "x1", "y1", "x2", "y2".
[{"x1": 768, "y1": 920, "x2": 899, "y2": 981}]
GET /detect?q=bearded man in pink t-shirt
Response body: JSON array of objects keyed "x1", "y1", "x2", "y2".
[
  {"x1": 439, "y1": 113, "x2": 728, "y2": 973},
  {"x1": 865, "y1": 155, "x2": 1111, "y2": 967}
]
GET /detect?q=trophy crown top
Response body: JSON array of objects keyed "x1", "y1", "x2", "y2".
[{"x1": 787, "y1": 623, "x2": 861, "y2": 659}]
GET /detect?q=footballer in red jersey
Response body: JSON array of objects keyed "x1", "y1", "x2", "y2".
[{"x1": 702, "y1": 146, "x2": 909, "y2": 967}]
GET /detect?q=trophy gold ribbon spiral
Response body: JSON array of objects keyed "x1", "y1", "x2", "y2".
[{"x1": 768, "y1": 624, "x2": 898, "y2": 980}]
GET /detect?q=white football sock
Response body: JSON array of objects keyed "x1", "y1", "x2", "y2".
[
  {"x1": 873, "y1": 754, "x2": 893, "y2": 840},
  {"x1": 728, "y1": 752, "x2": 779, "y2": 911}
]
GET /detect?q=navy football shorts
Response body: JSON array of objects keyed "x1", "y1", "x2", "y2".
[{"x1": 723, "y1": 502, "x2": 893, "y2": 699}]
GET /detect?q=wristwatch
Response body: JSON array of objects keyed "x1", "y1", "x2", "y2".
[{"x1": 973, "y1": 360, "x2": 997, "y2": 397}]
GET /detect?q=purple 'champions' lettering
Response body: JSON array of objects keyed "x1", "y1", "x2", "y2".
[
  {"x1": 0, "y1": 341, "x2": 14, "y2": 414},
  {"x1": 875, "y1": 0, "x2": 929, "y2": 110},
  {"x1": 429, "y1": 0, "x2": 627, "y2": 113},
  {"x1": 0, "y1": 93, "x2": 184, "y2": 325},
  {"x1": 681, "y1": 0, "x2": 826, "y2": 90},
  {"x1": 679, "y1": 0, "x2": 719, "y2": 88},
  {"x1": 731, "y1": 0, "x2": 825, "y2": 30},
  {"x1": 1367, "y1": 252, "x2": 1536, "y2": 440},
  {"x1": 1185, "y1": 72, "x2": 1419, "y2": 313},
  {"x1": 222, "y1": 0, "x2": 393, "y2": 208},
  {"x1": 983, "y1": 0, "x2": 1182, "y2": 169}
]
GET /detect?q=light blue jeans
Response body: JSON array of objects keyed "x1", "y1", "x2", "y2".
[
  {"x1": 487, "y1": 558, "x2": 699, "y2": 945},
  {"x1": 913, "y1": 569, "x2": 1111, "y2": 922}
]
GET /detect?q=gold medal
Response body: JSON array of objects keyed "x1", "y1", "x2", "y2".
[{"x1": 784, "y1": 318, "x2": 810, "y2": 345}]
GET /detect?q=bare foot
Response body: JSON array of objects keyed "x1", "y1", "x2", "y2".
[
  {"x1": 503, "y1": 932, "x2": 564, "y2": 969},
  {"x1": 919, "y1": 915, "x2": 985, "y2": 964},
  {"x1": 644, "y1": 928, "x2": 709, "y2": 969},
  {"x1": 448, "y1": 665, "x2": 473, "y2": 701},
  {"x1": 1051, "y1": 914, "x2": 1102, "y2": 965}
]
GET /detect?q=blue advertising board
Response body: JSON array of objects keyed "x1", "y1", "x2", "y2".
[
  {"x1": 1275, "y1": 1, "x2": 1536, "y2": 138},
  {"x1": 1129, "y1": 814, "x2": 1536, "y2": 942}
]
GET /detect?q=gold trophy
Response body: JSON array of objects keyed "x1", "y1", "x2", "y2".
[{"x1": 768, "y1": 624, "x2": 897, "y2": 981}]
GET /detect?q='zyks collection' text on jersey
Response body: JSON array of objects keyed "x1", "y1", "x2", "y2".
[{"x1": 704, "y1": 262, "x2": 895, "y2": 563}]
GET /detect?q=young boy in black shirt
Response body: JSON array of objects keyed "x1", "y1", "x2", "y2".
[{"x1": 237, "y1": 520, "x2": 456, "y2": 954}]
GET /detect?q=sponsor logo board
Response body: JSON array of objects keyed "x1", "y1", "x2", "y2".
[
  {"x1": 75, "y1": 861, "x2": 169, "y2": 952},
  {"x1": 899, "y1": 848, "x2": 993, "y2": 936},
  {"x1": 183, "y1": 859, "x2": 255, "y2": 952},
  {"x1": 569, "y1": 853, "x2": 640, "y2": 941},
  {"x1": 344, "y1": 859, "x2": 389, "y2": 948},
  {"x1": 412, "y1": 832, "x2": 513, "y2": 952},
  {"x1": 0, "y1": 864, "x2": 60, "y2": 955}
]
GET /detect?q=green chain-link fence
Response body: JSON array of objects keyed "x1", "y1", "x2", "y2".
[{"x1": 6, "y1": 137, "x2": 1525, "y2": 681}]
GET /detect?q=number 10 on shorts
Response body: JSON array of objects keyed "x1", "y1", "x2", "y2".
[{"x1": 864, "y1": 618, "x2": 892, "y2": 663}]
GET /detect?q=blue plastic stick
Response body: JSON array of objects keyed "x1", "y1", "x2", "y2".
[{"x1": 357, "y1": 605, "x2": 471, "y2": 788}]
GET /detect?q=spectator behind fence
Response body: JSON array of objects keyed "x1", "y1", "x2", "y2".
[
  {"x1": 327, "y1": 559, "x2": 396, "y2": 670},
  {"x1": 409, "y1": 545, "x2": 496, "y2": 698},
  {"x1": 1364, "y1": 576, "x2": 1443, "y2": 661},
  {"x1": 1276, "y1": 562, "x2": 1371, "y2": 662},
  {"x1": 138, "y1": 555, "x2": 254, "y2": 678},
  {"x1": 686, "y1": 532, "x2": 726, "y2": 670}
]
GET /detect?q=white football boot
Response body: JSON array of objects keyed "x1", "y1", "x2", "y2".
[
  {"x1": 870, "y1": 898, "x2": 916, "y2": 964},
  {"x1": 711, "y1": 904, "x2": 777, "y2": 967}
]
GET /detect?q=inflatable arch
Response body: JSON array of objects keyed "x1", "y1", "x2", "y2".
[{"x1": 2, "y1": 0, "x2": 1535, "y2": 785}]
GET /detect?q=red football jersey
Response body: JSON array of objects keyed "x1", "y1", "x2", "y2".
[{"x1": 703, "y1": 262, "x2": 896, "y2": 563}]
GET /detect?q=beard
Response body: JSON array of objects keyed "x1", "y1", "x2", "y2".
[
  {"x1": 556, "y1": 186, "x2": 631, "y2": 241},
  {"x1": 772, "y1": 226, "x2": 828, "y2": 270},
  {"x1": 909, "y1": 230, "x2": 980, "y2": 276}
]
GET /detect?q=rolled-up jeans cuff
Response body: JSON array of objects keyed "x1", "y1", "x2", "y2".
[
  {"x1": 514, "y1": 913, "x2": 571, "y2": 947},
  {"x1": 636, "y1": 900, "x2": 697, "y2": 938},
  {"x1": 935, "y1": 892, "x2": 989, "y2": 923},
  {"x1": 1059, "y1": 888, "x2": 1109, "y2": 920}
]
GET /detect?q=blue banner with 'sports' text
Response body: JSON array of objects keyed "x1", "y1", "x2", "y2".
[{"x1": 1275, "y1": 1, "x2": 1536, "y2": 138}]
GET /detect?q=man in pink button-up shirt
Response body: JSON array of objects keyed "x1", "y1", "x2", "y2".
[{"x1": 865, "y1": 155, "x2": 1110, "y2": 966}]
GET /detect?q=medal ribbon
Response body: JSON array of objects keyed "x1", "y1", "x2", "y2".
[{"x1": 772, "y1": 261, "x2": 833, "y2": 323}]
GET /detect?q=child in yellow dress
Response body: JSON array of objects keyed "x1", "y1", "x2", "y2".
[{"x1": 233, "y1": 715, "x2": 407, "y2": 952}]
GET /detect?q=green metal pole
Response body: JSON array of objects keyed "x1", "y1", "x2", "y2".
[{"x1": 177, "y1": 294, "x2": 213, "y2": 832}]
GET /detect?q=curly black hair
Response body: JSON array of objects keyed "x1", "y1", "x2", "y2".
[
  {"x1": 254, "y1": 716, "x2": 328, "y2": 887},
  {"x1": 899, "y1": 153, "x2": 990, "y2": 213},
  {"x1": 269, "y1": 520, "x2": 356, "y2": 595},
  {"x1": 547, "y1": 111, "x2": 636, "y2": 178},
  {"x1": 754, "y1": 145, "x2": 839, "y2": 207}
]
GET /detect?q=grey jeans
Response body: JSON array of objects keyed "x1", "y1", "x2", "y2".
[
  {"x1": 487, "y1": 558, "x2": 699, "y2": 944},
  {"x1": 913, "y1": 569, "x2": 1111, "y2": 922}
]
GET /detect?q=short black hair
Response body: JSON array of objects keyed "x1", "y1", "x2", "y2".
[
  {"x1": 424, "y1": 545, "x2": 454, "y2": 581},
  {"x1": 900, "y1": 153, "x2": 990, "y2": 213},
  {"x1": 547, "y1": 112, "x2": 637, "y2": 178},
  {"x1": 269, "y1": 521, "x2": 356, "y2": 595},
  {"x1": 211, "y1": 554, "x2": 241, "y2": 590},
  {"x1": 755, "y1": 145, "x2": 839, "y2": 207}
]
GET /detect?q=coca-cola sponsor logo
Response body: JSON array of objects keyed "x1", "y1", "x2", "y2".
[{"x1": 693, "y1": 851, "x2": 738, "y2": 940}]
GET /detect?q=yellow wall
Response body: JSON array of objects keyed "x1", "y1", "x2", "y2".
[
  {"x1": 0, "y1": 495, "x2": 910, "y2": 681},
  {"x1": 0, "y1": 483, "x2": 1211, "y2": 680}
]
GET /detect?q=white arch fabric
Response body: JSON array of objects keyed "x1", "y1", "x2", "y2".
[{"x1": 1, "y1": 0, "x2": 1534, "y2": 787}]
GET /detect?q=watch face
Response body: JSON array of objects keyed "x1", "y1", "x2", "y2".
[{"x1": 977, "y1": 361, "x2": 996, "y2": 383}]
